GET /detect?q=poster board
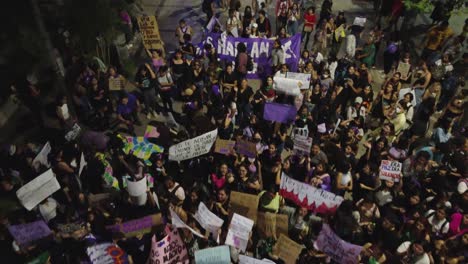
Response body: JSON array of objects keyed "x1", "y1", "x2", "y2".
[
  {"x1": 214, "y1": 139, "x2": 236, "y2": 155},
  {"x1": 273, "y1": 234, "x2": 304, "y2": 264},
  {"x1": 106, "y1": 214, "x2": 162, "y2": 238},
  {"x1": 379, "y1": 160, "x2": 402, "y2": 182},
  {"x1": 169, "y1": 129, "x2": 218, "y2": 161},
  {"x1": 256, "y1": 212, "x2": 289, "y2": 239},
  {"x1": 315, "y1": 224, "x2": 363, "y2": 264},
  {"x1": 230, "y1": 191, "x2": 260, "y2": 222},
  {"x1": 16, "y1": 169, "x2": 61, "y2": 211},
  {"x1": 236, "y1": 139, "x2": 257, "y2": 158},
  {"x1": 137, "y1": 15, "x2": 165, "y2": 53}
]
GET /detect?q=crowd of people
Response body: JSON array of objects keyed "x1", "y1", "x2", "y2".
[{"x1": 1, "y1": 0, "x2": 467, "y2": 263}]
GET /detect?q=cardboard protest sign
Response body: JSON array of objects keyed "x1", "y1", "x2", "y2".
[
  {"x1": 16, "y1": 169, "x2": 60, "y2": 211},
  {"x1": 137, "y1": 15, "x2": 165, "y2": 52},
  {"x1": 239, "y1": 255, "x2": 276, "y2": 264},
  {"x1": 170, "y1": 208, "x2": 204, "y2": 238},
  {"x1": 8, "y1": 220, "x2": 52, "y2": 247},
  {"x1": 273, "y1": 234, "x2": 304, "y2": 264},
  {"x1": 256, "y1": 212, "x2": 289, "y2": 239},
  {"x1": 108, "y1": 76, "x2": 125, "y2": 91},
  {"x1": 236, "y1": 139, "x2": 257, "y2": 158},
  {"x1": 106, "y1": 214, "x2": 162, "y2": 238},
  {"x1": 144, "y1": 125, "x2": 160, "y2": 139},
  {"x1": 87, "y1": 243, "x2": 129, "y2": 264},
  {"x1": 397, "y1": 62, "x2": 411, "y2": 79},
  {"x1": 398, "y1": 88, "x2": 417, "y2": 106},
  {"x1": 279, "y1": 174, "x2": 343, "y2": 214},
  {"x1": 379, "y1": 160, "x2": 402, "y2": 182},
  {"x1": 263, "y1": 102, "x2": 297, "y2": 124},
  {"x1": 286, "y1": 72, "x2": 311, "y2": 89},
  {"x1": 169, "y1": 129, "x2": 218, "y2": 161},
  {"x1": 230, "y1": 191, "x2": 260, "y2": 222},
  {"x1": 122, "y1": 136, "x2": 164, "y2": 161},
  {"x1": 316, "y1": 224, "x2": 363, "y2": 264},
  {"x1": 293, "y1": 135, "x2": 313, "y2": 155},
  {"x1": 194, "y1": 202, "x2": 224, "y2": 234},
  {"x1": 225, "y1": 213, "x2": 254, "y2": 252},
  {"x1": 32, "y1": 141, "x2": 51, "y2": 171},
  {"x1": 214, "y1": 139, "x2": 236, "y2": 155},
  {"x1": 194, "y1": 245, "x2": 230, "y2": 264},
  {"x1": 273, "y1": 76, "x2": 301, "y2": 96},
  {"x1": 148, "y1": 227, "x2": 189, "y2": 264}
]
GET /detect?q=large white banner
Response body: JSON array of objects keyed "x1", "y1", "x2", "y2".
[
  {"x1": 279, "y1": 174, "x2": 343, "y2": 214},
  {"x1": 16, "y1": 169, "x2": 60, "y2": 210},
  {"x1": 286, "y1": 72, "x2": 311, "y2": 89},
  {"x1": 169, "y1": 129, "x2": 218, "y2": 161},
  {"x1": 273, "y1": 76, "x2": 301, "y2": 96},
  {"x1": 194, "y1": 202, "x2": 224, "y2": 234}
]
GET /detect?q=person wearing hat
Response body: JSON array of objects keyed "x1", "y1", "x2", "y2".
[{"x1": 346, "y1": 96, "x2": 366, "y2": 120}]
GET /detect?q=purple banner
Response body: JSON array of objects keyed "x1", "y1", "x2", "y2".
[
  {"x1": 197, "y1": 34, "x2": 301, "y2": 79},
  {"x1": 263, "y1": 102, "x2": 297, "y2": 124},
  {"x1": 8, "y1": 220, "x2": 52, "y2": 246},
  {"x1": 316, "y1": 224, "x2": 363, "y2": 264}
]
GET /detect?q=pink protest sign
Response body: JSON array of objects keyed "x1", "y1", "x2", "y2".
[{"x1": 148, "y1": 226, "x2": 189, "y2": 264}]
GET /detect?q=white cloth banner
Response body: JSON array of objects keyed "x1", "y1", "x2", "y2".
[
  {"x1": 169, "y1": 129, "x2": 218, "y2": 161},
  {"x1": 32, "y1": 142, "x2": 51, "y2": 171},
  {"x1": 286, "y1": 72, "x2": 311, "y2": 89},
  {"x1": 194, "y1": 202, "x2": 224, "y2": 233},
  {"x1": 16, "y1": 169, "x2": 60, "y2": 210},
  {"x1": 273, "y1": 76, "x2": 301, "y2": 96},
  {"x1": 225, "y1": 213, "x2": 254, "y2": 252},
  {"x1": 279, "y1": 174, "x2": 343, "y2": 213},
  {"x1": 170, "y1": 208, "x2": 205, "y2": 238}
]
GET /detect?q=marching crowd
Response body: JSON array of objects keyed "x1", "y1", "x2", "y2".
[{"x1": 1, "y1": 0, "x2": 467, "y2": 263}]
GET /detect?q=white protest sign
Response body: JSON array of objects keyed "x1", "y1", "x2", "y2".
[
  {"x1": 239, "y1": 255, "x2": 276, "y2": 264},
  {"x1": 293, "y1": 135, "x2": 313, "y2": 155},
  {"x1": 398, "y1": 88, "x2": 417, "y2": 106},
  {"x1": 379, "y1": 160, "x2": 402, "y2": 182},
  {"x1": 194, "y1": 202, "x2": 224, "y2": 234},
  {"x1": 195, "y1": 245, "x2": 231, "y2": 264},
  {"x1": 286, "y1": 72, "x2": 311, "y2": 89},
  {"x1": 126, "y1": 177, "x2": 147, "y2": 196},
  {"x1": 225, "y1": 213, "x2": 254, "y2": 252},
  {"x1": 32, "y1": 142, "x2": 51, "y2": 171},
  {"x1": 279, "y1": 174, "x2": 343, "y2": 214},
  {"x1": 353, "y1": 17, "x2": 367, "y2": 27},
  {"x1": 273, "y1": 76, "x2": 301, "y2": 96},
  {"x1": 170, "y1": 208, "x2": 205, "y2": 238},
  {"x1": 16, "y1": 169, "x2": 60, "y2": 211},
  {"x1": 169, "y1": 129, "x2": 218, "y2": 161}
]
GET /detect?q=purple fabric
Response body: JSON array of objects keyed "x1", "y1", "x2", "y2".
[
  {"x1": 197, "y1": 34, "x2": 301, "y2": 79},
  {"x1": 263, "y1": 102, "x2": 297, "y2": 124},
  {"x1": 8, "y1": 220, "x2": 52, "y2": 246}
]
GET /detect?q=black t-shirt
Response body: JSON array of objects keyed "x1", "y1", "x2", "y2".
[
  {"x1": 236, "y1": 86, "x2": 253, "y2": 106},
  {"x1": 135, "y1": 73, "x2": 153, "y2": 90}
]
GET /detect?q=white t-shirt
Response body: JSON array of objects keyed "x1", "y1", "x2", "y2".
[
  {"x1": 425, "y1": 209, "x2": 450, "y2": 235},
  {"x1": 397, "y1": 241, "x2": 431, "y2": 264},
  {"x1": 168, "y1": 183, "x2": 185, "y2": 202}
]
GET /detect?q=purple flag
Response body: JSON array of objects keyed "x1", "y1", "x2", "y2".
[
  {"x1": 197, "y1": 33, "x2": 301, "y2": 79},
  {"x1": 316, "y1": 224, "x2": 363, "y2": 264},
  {"x1": 8, "y1": 220, "x2": 52, "y2": 246},
  {"x1": 263, "y1": 102, "x2": 297, "y2": 124}
]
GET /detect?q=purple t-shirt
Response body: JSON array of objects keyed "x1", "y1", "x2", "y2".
[{"x1": 117, "y1": 93, "x2": 137, "y2": 116}]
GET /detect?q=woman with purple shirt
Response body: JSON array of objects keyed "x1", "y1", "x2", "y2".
[{"x1": 306, "y1": 162, "x2": 332, "y2": 191}]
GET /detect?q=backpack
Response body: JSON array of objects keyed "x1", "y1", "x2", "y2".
[{"x1": 246, "y1": 55, "x2": 254, "y2": 71}]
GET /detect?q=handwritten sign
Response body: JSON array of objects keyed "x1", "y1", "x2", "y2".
[
  {"x1": 230, "y1": 191, "x2": 260, "y2": 222},
  {"x1": 169, "y1": 129, "x2": 218, "y2": 161},
  {"x1": 257, "y1": 212, "x2": 289, "y2": 239},
  {"x1": 137, "y1": 16, "x2": 164, "y2": 52},
  {"x1": 194, "y1": 245, "x2": 230, "y2": 264},
  {"x1": 225, "y1": 213, "x2": 254, "y2": 252},
  {"x1": 108, "y1": 76, "x2": 125, "y2": 91},
  {"x1": 170, "y1": 208, "x2": 204, "y2": 238},
  {"x1": 279, "y1": 174, "x2": 343, "y2": 214},
  {"x1": 16, "y1": 169, "x2": 61, "y2": 211},
  {"x1": 273, "y1": 76, "x2": 301, "y2": 96},
  {"x1": 106, "y1": 214, "x2": 162, "y2": 238},
  {"x1": 236, "y1": 139, "x2": 257, "y2": 158},
  {"x1": 316, "y1": 224, "x2": 363, "y2": 264},
  {"x1": 379, "y1": 160, "x2": 402, "y2": 182},
  {"x1": 32, "y1": 141, "x2": 51, "y2": 171},
  {"x1": 273, "y1": 234, "x2": 304, "y2": 264},
  {"x1": 293, "y1": 135, "x2": 313, "y2": 155},
  {"x1": 194, "y1": 202, "x2": 224, "y2": 234},
  {"x1": 87, "y1": 243, "x2": 129, "y2": 264},
  {"x1": 214, "y1": 139, "x2": 236, "y2": 155},
  {"x1": 8, "y1": 220, "x2": 52, "y2": 247},
  {"x1": 148, "y1": 227, "x2": 189, "y2": 264}
]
